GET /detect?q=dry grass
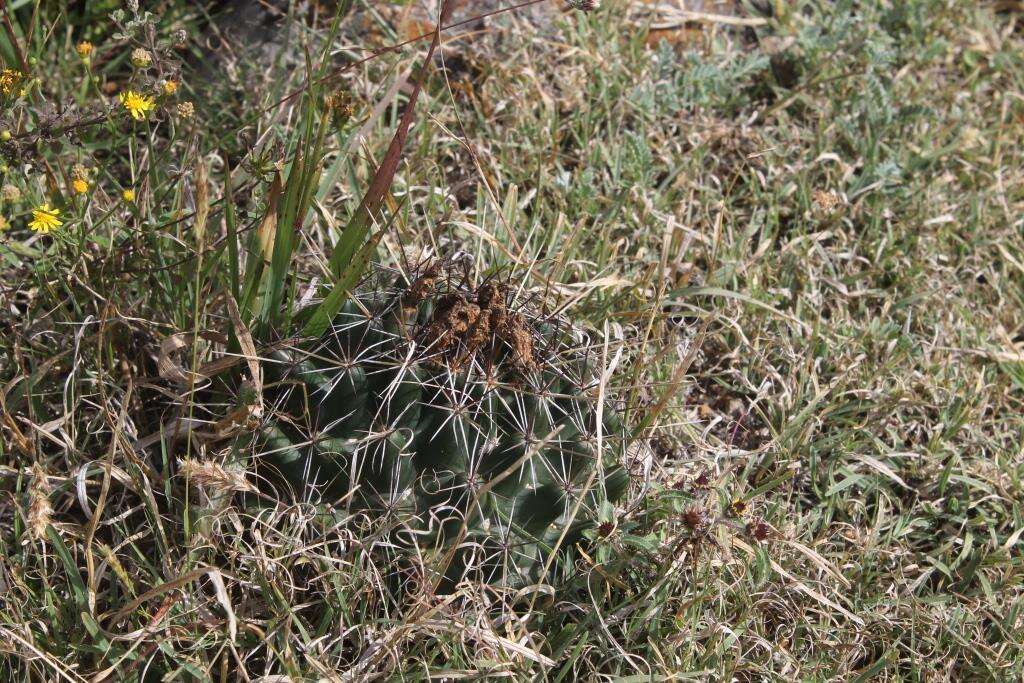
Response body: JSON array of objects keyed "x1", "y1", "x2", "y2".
[{"x1": 1, "y1": 0, "x2": 1023, "y2": 679}]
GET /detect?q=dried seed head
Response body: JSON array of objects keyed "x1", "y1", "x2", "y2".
[
  {"x1": 812, "y1": 188, "x2": 841, "y2": 214},
  {"x1": 28, "y1": 465, "x2": 53, "y2": 541},
  {"x1": 130, "y1": 48, "x2": 152, "y2": 69},
  {"x1": 747, "y1": 519, "x2": 771, "y2": 542},
  {"x1": 98, "y1": 543, "x2": 133, "y2": 590},
  {"x1": 692, "y1": 469, "x2": 711, "y2": 490},
  {"x1": 568, "y1": 0, "x2": 600, "y2": 10},
  {"x1": 193, "y1": 155, "x2": 209, "y2": 244},
  {"x1": 0, "y1": 69, "x2": 23, "y2": 96},
  {"x1": 682, "y1": 507, "x2": 708, "y2": 532},
  {"x1": 176, "y1": 101, "x2": 194, "y2": 119},
  {"x1": 2, "y1": 184, "x2": 21, "y2": 202},
  {"x1": 325, "y1": 91, "x2": 355, "y2": 120},
  {"x1": 179, "y1": 459, "x2": 251, "y2": 492},
  {"x1": 71, "y1": 163, "x2": 89, "y2": 181}
]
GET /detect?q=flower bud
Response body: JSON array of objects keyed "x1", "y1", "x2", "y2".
[{"x1": 131, "y1": 48, "x2": 151, "y2": 68}]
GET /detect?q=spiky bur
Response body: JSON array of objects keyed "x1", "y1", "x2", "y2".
[{"x1": 245, "y1": 265, "x2": 630, "y2": 587}]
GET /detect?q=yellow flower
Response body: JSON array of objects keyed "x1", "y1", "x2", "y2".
[
  {"x1": 29, "y1": 204, "x2": 62, "y2": 234},
  {"x1": 76, "y1": 41, "x2": 94, "y2": 59},
  {"x1": 122, "y1": 189, "x2": 135, "y2": 202},
  {"x1": 72, "y1": 178, "x2": 89, "y2": 194},
  {"x1": 119, "y1": 90, "x2": 155, "y2": 120},
  {"x1": 162, "y1": 79, "x2": 178, "y2": 95},
  {"x1": 0, "y1": 69, "x2": 22, "y2": 95},
  {"x1": 0, "y1": 215, "x2": 8, "y2": 232}
]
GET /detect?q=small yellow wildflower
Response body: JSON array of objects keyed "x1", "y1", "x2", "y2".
[
  {"x1": 72, "y1": 178, "x2": 89, "y2": 194},
  {"x1": 76, "y1": 41, "x2": 94, "y2": 59},
  {"x1": 122, "y1": 189, "x2": 136, "y2": 202},
  {"x1": 0, "y1": 69, "x2": 22, "y2": 95},
  {"x1": 119, "y1": 90, "x2": 155, "y2": 120},
  {"x1": 130, "y1": 48, "x2": 152, "y2": 68},
  {"x1": 0, "y1": 216, "x2": 8, "y2": 232},
  {"x1": 0, "y1": 130, "x2": 10, "y2": 141},
  {"x1": 29, "y1": 204, "x2": 62, "y2": 234},
  {"x1": 176, "y1": 101, "x2": 194, "y2": 119},
  {"x1": 161, "y1": 79, "x2": 178, "y2": 95}
]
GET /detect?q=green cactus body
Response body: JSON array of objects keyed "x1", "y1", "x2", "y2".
[{"x1": 252, "y1": 278, "x2": 628, "y2": 585}]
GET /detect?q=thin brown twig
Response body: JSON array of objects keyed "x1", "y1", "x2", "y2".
[{"x1": 11, "y1": 114, "x2": 108, "y2": 141}]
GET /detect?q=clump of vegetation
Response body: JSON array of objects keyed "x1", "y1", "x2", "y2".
[{"x1": 250, "y1": 264, "x2": 629, "y2": 589}]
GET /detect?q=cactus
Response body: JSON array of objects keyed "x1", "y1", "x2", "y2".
[{"x1": 252, "y1": 266, "x2": 629, "y2": 586}]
